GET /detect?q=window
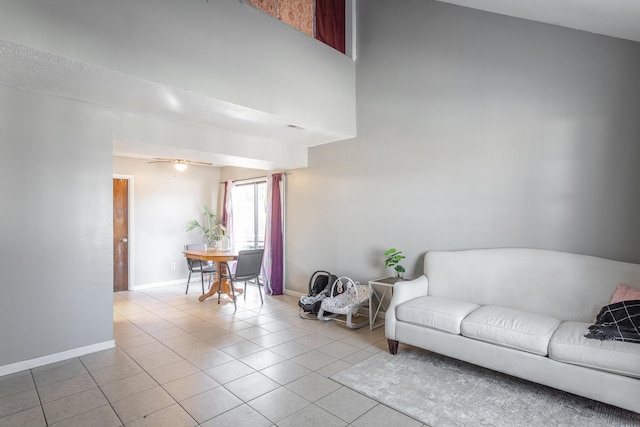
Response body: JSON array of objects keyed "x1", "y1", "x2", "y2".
[{"x1": 231, "y1": 180, "x2": 266, "y2": 250}]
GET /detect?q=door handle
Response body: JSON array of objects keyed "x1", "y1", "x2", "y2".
[{"x1": 121, "y1": 237, "x2": 128, "y2": 243}]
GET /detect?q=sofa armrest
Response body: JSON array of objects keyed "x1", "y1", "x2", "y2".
[{"x1": 385, "y1": 275, "x2": 429, "y2": 340}]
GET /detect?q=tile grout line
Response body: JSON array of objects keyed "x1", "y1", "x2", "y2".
[
  {"x1": 107, "y1": 342, "x2": 202, "y2": 426},
  {"x1": 112, "y1": 305, "x2": 193, "y2": 425},
  {"x1": 2, "y1": 286, "x2": 393, "y2": 426},
  {"x1": 77, "y1": 356, "x2": 127, "y2": 427},
  {"x1": 131, "y1": 293, "x2": 278, "y2": 425},
  {"x1": 29, "y1": 369, "x2": 47, "y2": 426}
]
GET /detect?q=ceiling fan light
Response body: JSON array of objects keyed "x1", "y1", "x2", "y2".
[{"x1": 174, "y1": 162, "x2": 187, "y2": 172}]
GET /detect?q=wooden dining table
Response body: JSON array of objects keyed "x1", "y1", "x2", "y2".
[{"x1": 183, "y1": 248, "x2": 240, "y2": 302}]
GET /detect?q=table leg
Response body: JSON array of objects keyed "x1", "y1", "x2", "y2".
[
  {"x1": 198, "y1": 262, "x2": 243, "y2": 302},
  {"x1": 198, "y1": 278, "x2": 218, "y2": 302}
]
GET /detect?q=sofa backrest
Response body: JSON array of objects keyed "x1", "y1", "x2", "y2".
[{"x1": 424, "y1": 248, "x2": 640, "y2": 322}]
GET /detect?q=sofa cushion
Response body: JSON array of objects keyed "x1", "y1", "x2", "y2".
[
  {"x1": 396, "y1": 296, "x2": 480, "y2": 334},
  {"x1": 549, "y1": 321, "x2": 640, "y2": 379},
  {"x1": 460, "y1": 305, "x2": 560, "y2": 356}
]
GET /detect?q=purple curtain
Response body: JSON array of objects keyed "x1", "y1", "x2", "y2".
[{"x1": 268, "y1": 173, "x2": 284, "y2": 295}]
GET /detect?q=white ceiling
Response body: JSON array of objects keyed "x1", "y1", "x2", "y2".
[{"x1": 436, "y1": 0, "x2": 640, "y2": 43}]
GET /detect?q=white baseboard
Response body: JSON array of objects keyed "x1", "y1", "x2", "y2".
[
  {"x1": 0, "y1": 340, "x2": 115, "y2": 377},
  {"x1": 131, "y1": 279, "x2": 188, "y2": 291},
  {"x1": 284, "y1": 289, "x2": 306, "y2": 298}
]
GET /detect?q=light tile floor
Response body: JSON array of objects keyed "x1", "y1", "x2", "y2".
[{"x1": 0, "y1": 284, "x2": 426, "y2": 426}]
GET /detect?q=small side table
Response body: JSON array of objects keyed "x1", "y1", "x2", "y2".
[{"x1": 368, "y1": 276, "x2": 402, "y2": 330}]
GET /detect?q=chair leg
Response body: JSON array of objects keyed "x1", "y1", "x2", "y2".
[
  {"x1": 217, "y1": 278, "x2": 222, "y2": 304},
  {"x1": 186, "y1": 271, "x2": 192, "y2": 294},
  {"x1": 242, "y1": 280, "x2": 263, "y2": 304},
  {"x1": 200, "y1": 270, "x2": 205, "y2": 294},
  {"x1": 229, "y1": 278, "x2": 237, "y2": 310}
]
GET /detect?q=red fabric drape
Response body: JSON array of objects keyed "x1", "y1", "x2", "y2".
[{"x1": 316, "y1": 0, "x2": 346, "y2": 54}]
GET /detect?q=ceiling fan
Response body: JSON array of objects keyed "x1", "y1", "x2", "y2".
[{"x1": 147, "y1": 157, "x2": 213, "y2": 171}]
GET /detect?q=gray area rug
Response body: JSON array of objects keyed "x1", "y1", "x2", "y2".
[{"x1": 331, "y1": 347, "x2": 640, "y2": 427}]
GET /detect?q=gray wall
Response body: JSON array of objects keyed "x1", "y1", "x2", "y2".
[
  {"x1": 285, "y1": 0, "x2": 640, "y2": 293},
  {"x1": 0, "y1": 86, "x2": 113, "y2": 366},
  {"x1": 113, "y1": 156, "x2": 220, "y2": 288}
]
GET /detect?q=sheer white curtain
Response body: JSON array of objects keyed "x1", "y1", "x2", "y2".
[{"x1": 223, "y1": 180, "x2": 235, "y2": 246}]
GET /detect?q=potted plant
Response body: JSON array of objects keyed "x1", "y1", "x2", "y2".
[
  {"x1": 186, "y1": 205, "x2": 226, "y2": 247},
  {"x1": 384, "y1": 248, "x2": 406, "y2": 279}
]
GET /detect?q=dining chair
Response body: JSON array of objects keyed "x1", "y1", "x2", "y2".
[
  {"x1": 220, "y1": 248, "x2": 265, "y2": 309},
  {"x1": 184, "y1": 243, "x2": 216, "y2": 294}
]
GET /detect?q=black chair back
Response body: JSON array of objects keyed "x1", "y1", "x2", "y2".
[{"x1": 234, "y1": 249, "x2": 264, "y2": 281}]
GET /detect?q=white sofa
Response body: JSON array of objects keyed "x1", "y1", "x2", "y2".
[{"x1": 385, "y1": 248, "x2": 640, "y2": 413}]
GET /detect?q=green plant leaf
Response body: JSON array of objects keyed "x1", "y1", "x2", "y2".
[
  {"x1": 186, "y1": 205, "x2": 225, "y2": 244},
  {"x1": 185, "y1": 219, "x2": 201, "y2": 232},
  {"x1": 384, "y1": 247, "x2": 406, "y2": 271}
]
